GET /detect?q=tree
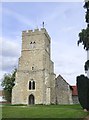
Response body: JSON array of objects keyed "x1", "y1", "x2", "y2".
[
  {"x1": 76, "y1": 75, "x2": 89, "y2": 111},
  {"x1": 1, "y1": 69, "x2": 17, "y2": 103},
  {"x1": 77, "y1": 1, "x2": 89, "y2": 50},
  {"x1": 77, "y1": 27, "x2": 89, "y2": 50},
  {"x1": 84, "y1": 1, "x2": 89, "y2": 25},
  {"x1": 84, "y1": 60, "x2": 89, "y2": 71},
  {"x1": 77, "y1": 1, "x2": 89, "y2": 112}
]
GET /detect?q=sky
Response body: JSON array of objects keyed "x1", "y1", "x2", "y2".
[{"x1": 1, "y1": 2, "x2": 87, "y2": 89}]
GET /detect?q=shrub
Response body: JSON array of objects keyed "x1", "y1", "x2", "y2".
[{"x1": 76, "y1": 74, "x2": 89, "y2": 111}]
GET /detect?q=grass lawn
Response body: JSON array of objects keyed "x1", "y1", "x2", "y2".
[{"x1": 1, "y1": 104, "x2": 89, "y2": 119}]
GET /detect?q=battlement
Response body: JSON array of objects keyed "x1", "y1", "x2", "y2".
[
  {"x1": 22, "y1": 28, "x2": 46, "y2": 33},
  {"x1": 22, "y1": 28, "x2": 51, "y2": 40}
]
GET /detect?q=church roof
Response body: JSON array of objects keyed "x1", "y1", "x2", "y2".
[
  {"x1": 56, "y1": 75, "x2": 78, "y2": 94},
  {"x1": 56, "y1": 74, "x2": 71, "y2": 86}
]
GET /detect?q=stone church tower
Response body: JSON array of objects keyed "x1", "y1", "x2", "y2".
[{"x1": 12, "y1": 28, "x2": 56, "y2": 105}]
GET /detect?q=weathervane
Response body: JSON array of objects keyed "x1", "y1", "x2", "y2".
[{"x1": 42, "y1": 21, "x2": 45, "y2": 28}]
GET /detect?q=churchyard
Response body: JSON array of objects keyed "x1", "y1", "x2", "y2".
[{"x1": 1, "y1": 104, "x2": 89, "y2": 119}]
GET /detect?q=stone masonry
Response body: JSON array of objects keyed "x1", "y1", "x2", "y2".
[
  {"x1": 12, "y1": 28, "x2": 56, "y2": 105},
  {"x1": 55, "y1": 75, "x2": 73, "y2": 104},
  {"x1": 12, "y1": 28, "x2": 76, "y2": 105}
]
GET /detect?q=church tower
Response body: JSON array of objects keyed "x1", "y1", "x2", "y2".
[{"x1": 12, "y1": 28, "x2": 56, "y2": 105}]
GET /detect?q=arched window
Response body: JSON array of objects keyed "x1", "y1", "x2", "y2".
[
  {"x1": 33, "y1": 81, "x2": 35, "y2": 89},
  {"x1": 29, "y1": 41, "x2": 36, "y2": 49},
  {"x1": 33, "y1": 41, "x2": 36, "y2": 44},
  {"x1": 30, "y1": 42, "x2": 32, "y2": 44},
  {"x1": 30, "y1": 42, "x2": 33, "y2": 49},
  {"x1": 33, "y1": 41, "x2": 36, "y2": 48},
  {"x1": 29, "y1": 80, "x2": 35, "y2": 90},
  {"x1": 29, "y1": 81, "x2": 31, "y2": 90}
]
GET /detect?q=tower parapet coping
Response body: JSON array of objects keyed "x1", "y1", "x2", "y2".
[{"x1": 22, "y1": 28, "x2": 51, "y2": 40}]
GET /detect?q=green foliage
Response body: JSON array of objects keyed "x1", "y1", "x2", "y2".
[
  {"x1": 1, "y1": 69, "x2": 17, "y2": 103},
  {"x1": 84, "y1": 60, "x2": 89, "y2": 71},
  {"x1": 77, "y1": 1, "x2": 89, "y2": 50},
  {"x1": 84, "y1": 1, "x2": 89, "y2": 24},
  {"x1": 3, "y1": 90, "x2": 11, "y2": 103},
  {"x1": 78, "y1": 27, "x2": 89, "y2": 50},
  {"x1": 76, "y1": 75, "x2": 89, "y2": 111},
  {"x1": 77, "y1": 1, "x2": 89, "y2": 112}
]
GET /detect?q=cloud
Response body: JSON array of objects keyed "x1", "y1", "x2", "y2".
[
  {"x1": 51, "y1": 35, "x2": 87, "y2": 85},
  {"x1": 61, "y1": 26, "x2": 76, "y2": 32},
  {"x1": 0, "y1": 36, "x2": 20, "y2": 89},
  {"x1": 2, "y1": 37, "x2": 21, "y2": 57},
  {"x1": 2, "y1": 7, "x2": 35, "y2": 28},
  {"x1": 2, "y1": 56, "x2": 18, "y2": 71},
  {"x1": 1, "y1": 37, "x2": 20, "y2": 74},
  {"x1": 1, "y1": 2, "x2": 87, "y2": 87}
]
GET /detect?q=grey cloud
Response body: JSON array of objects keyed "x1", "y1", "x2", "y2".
[
  {"x1": 3, "y1": 7, "x2": 35, "y2": 28},
  {"x1": 2, "y1": 48, "x2": 20, "y2": 57},
  {"x1": 2, "y1": 56, "x2": 18, "y2": 71},
  {"x1": 0, "y1": 37, "x2": 20, "y2": 73},
  {"x1": 2, "y1": 39, "x2": 21, "y2": 57},
  {"x1": 51, "y1": 39, "x2": 86, "y2": 85}
]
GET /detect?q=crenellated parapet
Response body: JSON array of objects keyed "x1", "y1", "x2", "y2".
[{"x1": 22, "y1": 28, "x2": 51, "y2": 40}]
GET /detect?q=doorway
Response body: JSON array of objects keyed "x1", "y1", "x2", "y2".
[{"x1": 29, "y1": 94, "x2": 35, "y2": 104}]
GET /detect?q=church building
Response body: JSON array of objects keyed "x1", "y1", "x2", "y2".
[
  {"x1": 12, "y1": 28, "x2": 56, "y2": 105},
  {"x1": 12, "y1": 28, "x2": 75, "y2": 105}
]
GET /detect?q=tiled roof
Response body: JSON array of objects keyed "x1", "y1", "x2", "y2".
[{"x1": 72, "y1": 86, "x2": 78, "y2": 96}]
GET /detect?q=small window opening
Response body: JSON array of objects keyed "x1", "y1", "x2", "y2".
[
  {"x1": 33, "y1": 41, "x2": 36, "y2": 44},
  {"x1": 29, "y1": 81, "x2": 31, "y2": 90},
  {"x1": 32, "y1": 67, "x2": 34, "y2": 70},
  {"x1": 33, "y1": 81, "x2": 35, "y2": 89}
]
